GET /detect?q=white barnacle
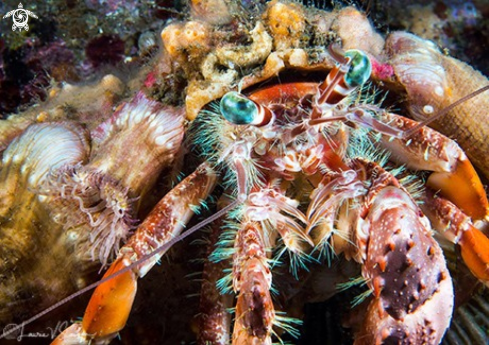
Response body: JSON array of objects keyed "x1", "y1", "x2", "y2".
[{"x1": 423, "y1": 105, "x2": 434, "y2": 114}]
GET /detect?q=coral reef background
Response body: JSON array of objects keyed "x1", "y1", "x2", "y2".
[{"x1": 0, "y1": 0, "x2": 487, "y2": 116}]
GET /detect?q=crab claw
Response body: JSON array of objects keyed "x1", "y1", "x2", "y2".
[
  {"x1": 52, "y1": 258, "x2": 137, "y2": 345},
  {"x1": 422, "y1": 189, "x2": 489, "y2": 286},
  {"x1": 82, "y1": 257, "x2": 138, "y2": 341},
  {"x1": 51, "y1": 164, "x2": 217, "y2": 344},
  {"x1": 459, "y1": 225, "x2": 489, "y2": 284},
  {"x1": 427, "y1": 156, "x2": 489, "y2": 222},
  {"x1": 377, "y1": 112, "x2": 489, "y2": 222},
  {"x1": 357, "y1": 182, "x2": 453, "y2": 345}
]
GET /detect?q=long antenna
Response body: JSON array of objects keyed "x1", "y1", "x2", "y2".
[{"x1": 0, "y1": 198, "x2": 240, "y2": 340}]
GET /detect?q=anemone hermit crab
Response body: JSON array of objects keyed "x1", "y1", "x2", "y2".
[{"x1": 1, "y1": 1, "x2": 489, "y2": 344}]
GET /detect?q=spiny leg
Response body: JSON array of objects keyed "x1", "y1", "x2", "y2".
[
  {"x1": 232, "y1": 220, "x2": 275, "y2": 345},
  {"x1": 373, "y1": 113, "x2": 489, "y2": 284},
  {"x1": 422, "y1": 189, "x2": 489, "y2": 285},
  {"x1": 376, "y1": 112, "x2": 488, "y2": 221},
  {"x1": 52, "y1": 163, "x2": 217, "y2": 345},
  {"x1": 230, "y1": 184, "x2": 314, "y2": 344},
  {"x1": 198, "y1": 200, "x2": 233, "y2": 345},
  {"x1": 353, "y1": 161, "x2": 453, "y2": 345},
  {"x1": 306, "y1": 169, "x2": 367, "y2": 262}
]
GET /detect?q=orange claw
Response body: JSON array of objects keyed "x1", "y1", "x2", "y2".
[
  {"x1": 427, "y1": 157, "x2": 489, "y2": 221},
  {"x1": 50, "y1": 163, "x2": 216, "y2": 345},
  {"x1": 51, "y1": 258, "x2": 137, "y2": 345},
  {"x1": 459, "y1": 224, "x2": 489, "y2": 284},
  {"x1": 82, "y1": 257, "x2": 137, "y2": 340},
  {"x1": 422, "y1": 188, "x2": 489, "y2": 286}
]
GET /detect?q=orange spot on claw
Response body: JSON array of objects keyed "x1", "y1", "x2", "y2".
[
  {"x1": 378, "y1": 256, "x2": 387, "y2": 272},
  {"x1": 407, "y1": 239, "x2": 415, "y2": 249},
  {"x1": 373, "y1": 276, "x2": 384, "y2": 297}
]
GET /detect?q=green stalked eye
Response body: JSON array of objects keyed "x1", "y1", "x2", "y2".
[
  {"x1": 220, "y1": 91, "x2": 258, "y2": 125},
  {"x1": 344, "y1": 49, "x2": 372, "y2": 88}
]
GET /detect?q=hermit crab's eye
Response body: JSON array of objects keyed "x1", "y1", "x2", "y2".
[
  {"x1": 220, "y1": 91, "x2": 259, "y2": 125},
  {"x1": 344, "y1": 49, "x2": 372, "y2": 88}
]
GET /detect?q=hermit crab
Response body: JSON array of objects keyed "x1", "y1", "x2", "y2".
[
  {"x1": 52, "y1": 48, "x2": 489, "y2": 344},
  {"x1": 1, "y1": 1, "x2": 489, "y2": 345}
]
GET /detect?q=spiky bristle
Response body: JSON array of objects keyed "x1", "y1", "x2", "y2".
[
  {"x1": 351, "y1": 288, "x2": 373, "y2": 308},
  {"x1": 216, "y1": 269, "x2": 234, "y2": 294},
  {"x1": 311, "y1": 237, "x2": 338, "y2": 267},
  {"x1": 273, "y1": 312, "x2": 303, "y2": 342},
  {"x1": 272, "y1": 243, "x2": 314, "y2": 279},
  {"x1": 348, "y1": 126, "x2": 390, "y2": 166}
]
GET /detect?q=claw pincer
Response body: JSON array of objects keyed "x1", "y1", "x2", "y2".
[
  {"x1": 358, "y1": 179, "x2": 453, "y2": 344},
  {"x1": 53, "y1": 164, "x2": 217, "y2": 344}
]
